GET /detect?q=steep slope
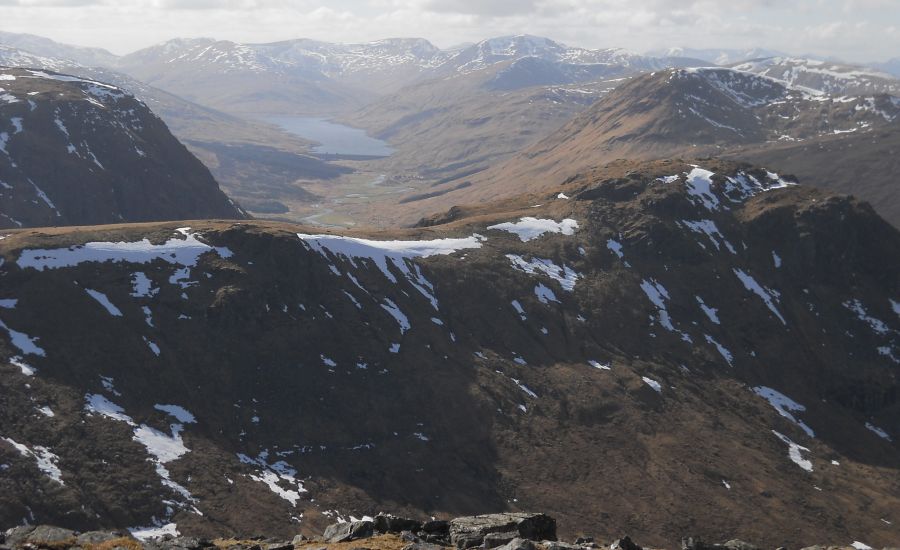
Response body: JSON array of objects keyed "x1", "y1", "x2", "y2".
[
  {"x1": 0, "y1": 45, "x2": 344, "y2": 216},
  {"x1": 396, "y1": 67, "x2": 900, "y2": 226},
  {"x1": 0, "y1": 161, "x2": 897, "y2": 548},
  {"x1": 347, "y1": 59, "x2": 622, "y2": 180},
  {"x1": 724, "y1": 126, "x2": 900, "y2": 228},
  {"x1": 0, "y1": 67, "x2": 246, "y2": 228}
]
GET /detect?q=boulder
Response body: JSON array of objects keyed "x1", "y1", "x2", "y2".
[
  {"x1": 610, "y1": 537, "x2": 642, "y2": 550},
  {"x1": 483, "y1": 532, "x2": 518, "y2": 549},
  {"x1": 449, "y1": 514, "x2": 556, "y2": 549},
  {"x1": 495, "y1": 539, "x2": 536, "y2": 550},
  {"x1": 323, "y1": 521, "x2": 374, "y2": 543},
  {"x1": 76, "y1": 531, "x2": 126, "y2": 546},
  {"x1": 291, "y1": 535, "x2": 309, "y2": 545},
  {"x1": 422, "y1": 521, "x2": 450, "y2": 535},
  {"x1": 3, "y1": 527, "x2": 36, "y2": 548},
  {"x1": 26, "y1": 526, "x2": 77, "y2": 547},
  {"x1": 723, "y1": 541, "x2": 758, "y2": 550},
  {"x1": 374, "y1": 514, "x2": 423, "y2": 534},
  {"x1": 543, "y1": 543, "x2": 582, "y2": 550},
  {"x1": 403, "y1": 544, "x2": 446, "y2": 550}
]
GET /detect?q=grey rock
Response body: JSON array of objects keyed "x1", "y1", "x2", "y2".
[
  {"x1": 323, "y1": 521, "x2": 374, "y2": 543},
  {"x1": 291, "y1": 535, "x2": 309, "y2": 545},
  {"x1": 610, "y1": 537, "x2": 642, "y2": 550},
  {"x1": 422, "y1": 522, "x2": 450, "y2": 535},
  {"x1": 26, "y1": 526, "x2": 77, "y2": 547},
  {"x1": 403, "y1": 544, "x2": 446, "y2": 550},
  {"x1": 574, "y1": 539, "x2": 594, "y2": 546},
  {"x1": 400, "y1": 532, "x2": 419, "y2": 543},
  {"x1": 449, "y1": 514, "x2": 556, "y2": 549},
  {"x1": 543, "y1": 543, "x2": 582, "y2": 550},
  {"x1": 76, "y1": 532, "x2": 125, "y2": 546},
  {"x1": 495, "y1": 538, "x2": 536, "y2": 550},
  {"x1": 374, "y1": 515, "x2": 422, "y2": 534},
  {"x1": 3, "y1": 527, "x2": 37, "y2": 548},
  {"x1": 723, "y1": 541, "x2": 758, "y2": 550},
  {"x1": 483, "y1": 532, "x2": 518, "y2": 549}
]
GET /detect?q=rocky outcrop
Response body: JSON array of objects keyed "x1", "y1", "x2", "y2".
[{"x1": 449, "y1": 514, "x2": 556, "y2": 549}]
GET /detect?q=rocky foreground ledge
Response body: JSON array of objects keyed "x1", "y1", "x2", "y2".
[{"x1": 0, "y1": 514, "x2": 893, "y2": 550}]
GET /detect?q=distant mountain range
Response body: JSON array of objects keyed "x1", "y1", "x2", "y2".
[{"x1": 390, "y1": 67, "x2": 900, "y2": 227}]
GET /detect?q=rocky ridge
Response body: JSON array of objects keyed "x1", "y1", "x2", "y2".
[
  {"x1": 0, "y1": 160, "x2": 897, "y2": 547},
  {"x1": 0, "y1": 514, "x2": 893, "y2": 550}
]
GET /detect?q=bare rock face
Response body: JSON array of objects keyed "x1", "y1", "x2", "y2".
[
  {"x1": 450, "y1": 514, "x2": 556, "y2": 549},
  {"x1": 0, "y1": 67, "x2": 246, "y2": 229}
]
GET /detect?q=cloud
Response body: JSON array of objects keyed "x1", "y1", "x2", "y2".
[
  {"x1": 0, "y1": 0, "x2": 896, "y2": 62},
  {"x1": 419, "y1": 0, "x2": 538, "y2": 16}
]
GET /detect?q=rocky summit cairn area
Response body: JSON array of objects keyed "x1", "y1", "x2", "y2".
[{"x1": 0, "y1": 514, "x2": 895, "y2": 550}]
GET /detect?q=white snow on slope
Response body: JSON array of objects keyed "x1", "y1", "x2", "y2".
[
  {"x1": 681, "y1": 219, "x2": 736, "y2": 253},
  {"x1": 733, "y1": 268, "x2": 786, "y2": 324},
  {"x1": 843, "y1": 299, "x2": 890, "y2": 335},
  {"x1": 17, "y1": 230, "x2": 232, "y2": 271},
  {"x1": 1, "y1": 436, "x2": 64, "y2": 484},
  {"x1": 85, "y1": 289, "x2": 123, "y2": 317},
  {"x1": 642, "y1": 376, "x2": 662, "y2": 393},
  {"x1": 487, "y1": 217, "x2": 578, "y2": 241},
  {"x1": 704, "y1": 334, "x2": 734, "y2": 366},
  {"x1": 0, "y1": 318, "x2": 45, "y2": 356},
  {"x1": 589, "y1": 360, "x2": 611, "y2": 370},
  {"x1": 684, "y1": 167, "x2": 721, "y2": 211},
  {"x1": 772, "y1": 430, "x2": 813, "y2": 472},
  {"x1": 380, "y1": 298, "x2": 411, "y2": 333},
  {"x1": 865, "y1": 422, "x2": 892, "y2": 442},
  {"x1": 154, "y1": 404, "x2": 196, "y2": 424},
  {"x1": 130, "y1": 523, "x2": 179, "y2": 541},
  {"x1": 506, "y1": 255, "x2": 580, "y2": 291},
  {"x1": 696, "y1": 296, "x2": 720, "y2": 324},
  {"x1": 534, "y1": 283, "x2": 559, "y2": 304},
  {"x1": 84, "y1": 394, "x2": 194, "y2": 501},
  {"x1": 606, "y1": 239, "x2": 625, "y2": 260},
  {"x1": 298, "y1": 233, "x2": 483, "y2": 309},
  {"x1": 238, "y1": 451, "x2": 306, "y2": 506},
  {"x1": 511, "y1": 300, "x2": 527, "y2": 320},
  {"x1": 131, "y1": 272, "x2": 158, "y2": 297},
  {"x1": 640, "y1": 278, "x2": 691, "y2": 342},
  {"x1": 753, "y1": 386, "x2": 815, "y2": 437}
]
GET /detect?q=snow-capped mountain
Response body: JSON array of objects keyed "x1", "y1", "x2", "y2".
[
  {"x1": 0, "y1": 67, "x2": 245, "y2": 228},
  {"x1": 434, "y1": 35, "x2": 701, "y2": 76},
  {"x1": 0, "y1": 31, "x2": 118, "y2": 69},
  {"x1": 647, "y1": 47, "x2": 787, "y2": 66},
  {"x1": 731, "y1": 57, "x2": 900, "y2": 96}
]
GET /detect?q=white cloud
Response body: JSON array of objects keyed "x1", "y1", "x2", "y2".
[{"x1": 0, "y1": 0, "x2": 897, "y2": 62}]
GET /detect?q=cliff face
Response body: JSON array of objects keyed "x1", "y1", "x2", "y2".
[
  {"x1": 0, "y1": 160, "x2": 897, "y2": 548},
  {"x1": 0, "y1": 67, "x2": 246, "y2": 229}
]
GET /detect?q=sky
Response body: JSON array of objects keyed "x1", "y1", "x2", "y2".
[{"x1": 0, "y1": 0, "x2": 898, "y2": 62}]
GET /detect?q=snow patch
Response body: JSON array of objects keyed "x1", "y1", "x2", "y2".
[
  {"x1": 753, "y1": 386, "x2": 815, "y2": 438},
  {"x1": 487, "y1": 217, "x2": 578, "y2": 241}
]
